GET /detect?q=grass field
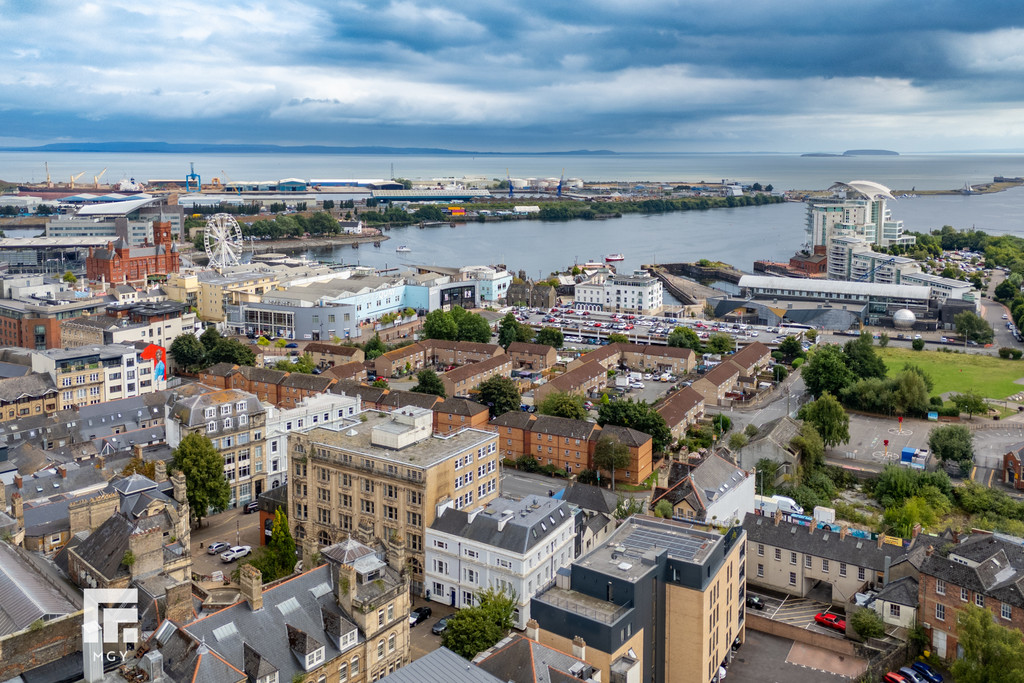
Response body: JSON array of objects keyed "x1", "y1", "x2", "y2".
[{"x1": 878, "y1": 347, "x2": 1024, "y2": 399}]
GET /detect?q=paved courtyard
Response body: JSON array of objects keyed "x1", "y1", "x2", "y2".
[{"x1": 728, "y1": 630, "x2": 859, "y2": 682}]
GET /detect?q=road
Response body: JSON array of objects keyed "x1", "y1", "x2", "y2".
[{"x1": 726, "y1": 376, "x2": 809, "y2": 433}]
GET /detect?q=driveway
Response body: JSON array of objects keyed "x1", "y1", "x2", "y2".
[
  {"x1": 729, "y1": 630, "x2": 858, "y2": 682},
  {"x1": 408, "y1": 596, "x2": 457, "y2": 661}
]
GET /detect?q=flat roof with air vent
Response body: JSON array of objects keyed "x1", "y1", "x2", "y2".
[{"x1": 576, "y1": 515, "x2": 726, "y2": 579}]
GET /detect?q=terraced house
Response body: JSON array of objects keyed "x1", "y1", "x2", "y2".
[{"x1": 440, "y1": 354, "x2": 513, "y2": 398}]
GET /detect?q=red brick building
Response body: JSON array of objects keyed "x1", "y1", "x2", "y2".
[{"x1": 86, "y1": 220, "x2": 181, "y2": 284}]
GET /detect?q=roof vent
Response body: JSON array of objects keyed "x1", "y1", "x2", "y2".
[
  {"x1": 617, "y1": 562, "x2": 632, "y2": 571},
  {"x1": 346, "y1": 429, "x2": 358, "y2": 436}
]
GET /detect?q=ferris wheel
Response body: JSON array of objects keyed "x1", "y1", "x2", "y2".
[{"x1": 203, "y1": 213, "x2": 243, "y2": 268}]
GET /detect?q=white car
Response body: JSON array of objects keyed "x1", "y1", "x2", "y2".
[
  {"x1": 631, "y1": 381, "x2": 645, "y2": 389},
  {"x1": 221, "y1": 545, "x2": 252, "y2": 563},
  {"x1": 643, "y1": 373, "x2": 652, "y2": 380}
]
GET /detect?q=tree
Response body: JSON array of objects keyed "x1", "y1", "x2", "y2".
[
  {"x1": 535, "y1": 327, "x2": 564, "y2": 348},
  {"x1": 995, "y1": 279, "x2": 1019, "y2": 301},
  {"x1": 798, "y1": 393, "x2": 850, "y2": 448},
  {"x1": 778, "y1": 336, "x2": 803, "y2": 358},
  {"x1": 62, "y1": 270, "x2": 77, "y2": 284},
  {"x1": 596, "y1": 399, "x2": 673, "y2": 452},
  {"x1": 478, "y1": 376, "x2": 520, "y2": 417},
  {"x1": 199, "y1": 326, "x2": 222, "y2": 352},
  {"x1": 248, "y1": 509, "x2": 297, "y2": 582},
  {"x1": 790, "y1": 422, "x2": 825, "y2": 470},
  {"x1": 170, "y1": 333, "x2": 206, "y2": 370},
  {"x1": 843, "y1": 332, "x2": 887, "y2": 380},
  {"x1": 497, "y1": 313, "x2": 520, "y2": 348},
  {"x1": 728, "y1": 433, "x2": 749, "y2": 450},
  {"x1": 912, "y1": 338, "x2": 925, "y2": 351},
  {"x1": 952, "y1": 604, "x2": 1024, "y2": 683},
  {"x1": 171, "y1": 433, "x2": 230, "y2": 527},
  {"x1": 422, "y1": 309, "x2": 458, "y2": 341},
  {"x1": 121, "y1": 456, "x2": 156, "y2": 480},
  {"x1": 878, "y1": 332, "x2": 889, "y2": 348},
  {"x1": 536, "y1": 391, "x2": 586, "y2": 420},
  {"x1": 593, "y1": 437, "x2": 631, "y2": 491},
  {"x1": 955, "y1": 310, "x2": 994, "y2": 345},
  {"x1": 441, "y1": 587, "x2": 516, "y2": 659},
  {"x1": 668, "y1": 326, "x2": 702, "y2": 351},
  {"x1": 901, "y1": 363, "x2": 934, "y2": 392},
  {"x1": 275, "y1": 353, "x2": 315, "y2": 374},
  {"x1": 411, "y1": 369, "x2": 446, "y2": 397},
  {"x1": 613, "y1": 495, "x2": 645, "y2": 519},
  {"x1": 363, "y1": 334, "x2": 387, "y2": 360},
  {"x1": 951, "y1": 390, "x2": 988, "y2": 419},
  {"x1": 928, "y1": 424, "x2": 974, "y2": 468},
  {"x1": 802, "y1": 345, "x2": 854, "y2": 398},
  {"x1": 606, "y1": 333, "x2": 629, "y2": 344},
  {"x1": 744, "y1": 423, "x2": 759, "y2": 438},
  {"x1": 773, "y1": 365, "x2": 789, "y2": 382},
  {"x1": 705, "y1": 333, "x2": 735, "y2": 355},
  {"x1": 654, "y1": 499, "x2": 674, "y2": 518},
  {"x1": 849, "y1": 608, "x2": 885, "y2": 640},
  {"x1": 208, "y1": 338, "x2": 256, "y2": 366},
  {"x1": 450, "y1": 306, "x2": 492, "y2": 343}
]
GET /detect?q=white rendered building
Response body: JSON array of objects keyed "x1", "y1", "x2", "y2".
[
  {"x1": 425, "y1": 494, "x2": 576, "y2": 628},
  {"x1": 807, "y1": 181, "x2": 916, "y2": 249},
  {"x1": 263, "y1": 392, "x2": 362, "y2": 489},
  {"x1": 574, "y1": 269, "x2": 663, "y2": 314}
]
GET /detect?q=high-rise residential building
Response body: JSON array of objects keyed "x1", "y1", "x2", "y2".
[
  {"x1": 288, "y1": 406, "x2": 500, "y2": 594},
  {"x1": 531, "y1": 515, "x2": 746, "y2": 683},
  {"x1": 807, "y1": 181, "x2": 916, "y2": 250}
]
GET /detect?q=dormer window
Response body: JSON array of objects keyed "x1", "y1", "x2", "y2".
[
  {"x1": 205, "y1": 407, "x2": 216, "y2": 419},
  {"x1": 221, "y1": 404, "x2": 232, "y2": 416},
  {"x1": 259, "y1": 673, "x2": 278, "y2": 683},
  {"x1": 207, "y1": 422, "x2": 217, "y2": 434},
  {"x1": 236, "y1": 401, "x2": 247, "y2": 413},
  {"x1": 223, "y1": 417, "x2": 232, "y2": 430},
  {"x1": 305, "y1": 647, "x2": 325, "y2": 669}
]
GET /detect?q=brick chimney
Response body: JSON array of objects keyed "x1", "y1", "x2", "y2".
[
  {"x1": 840, "y1": 526, "x2": 848, "y2": 541},
  {"x1": 572, "y1": 636, "x2": 586, "y2": 661},
  {"x1": 525, "y1": 619, "x2": 540, "y2": 641},
  {"x1": 56, "y1": 465, "x2": 67, "y2": 479},
  {"x1": 912, "y1": 523, "x2": 922, "y2": 538},
  {"x1": 239, "y1": 564, "x2": 263, "y2": 611},
  {"x1": 13, "y1": 474, "x2": 21, "y2": 490},
  {"x1": 809, "y1": 522, "x2": 815, "y2": 535},
  {"x1": 11, "y1": 492, "x2": 23, "y2": 527},
  {"x1": 773, "y1": 509, "x2": 781, "y2": 526},
  {"x1": 877, "y1": 534, "x2": 885, "y2": 550}
]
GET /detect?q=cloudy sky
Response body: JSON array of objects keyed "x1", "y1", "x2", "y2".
[{"x1": 2, "y1": 1, "x2": 1024, "y2": 152}]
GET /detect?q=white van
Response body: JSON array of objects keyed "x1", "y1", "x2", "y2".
[{"x1": 774, "y1": 496, "x2": 804, "y2": 515}]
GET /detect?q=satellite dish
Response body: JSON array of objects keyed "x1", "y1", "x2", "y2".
[{"x1": 203, "y1": 213, "x2": 243, "y2": 268}]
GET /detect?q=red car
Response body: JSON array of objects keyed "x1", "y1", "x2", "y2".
[{"x1": 814, "y1": 612, "x2": 846, "y2": 632}]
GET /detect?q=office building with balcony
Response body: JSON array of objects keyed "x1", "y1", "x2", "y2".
[
  {"x1": 288, "y1": 406, "x2": 500, "y2": 595},
  {"x1": 31, "y1": 343, "x2": 164, "y2": 409},
  {"x1": 531, "y1": 515, "x2": 746, "y2": 683}
]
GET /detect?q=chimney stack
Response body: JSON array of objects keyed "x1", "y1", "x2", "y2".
[
  {"x1": 773, "y1": 509, "x2": 781, "y2": 527},
  {"x1": 240, "y1": 564, "x2": 263, "y2": 611},
  {"x1": 840, "y1": 526, "x2": 848, "y2": 541},
  {"x1": 877, "y1": 534, "x2": 885, "y2": 550},
  {"x1": 171, "y1": 472, "x2": 187, "y2": 505},
  {"x1": 0, "y1": 480, "x2": 6, "y2": 513},
  {"x1": 809, "y1": 522, "x2": 815, "y2": 535},
  {"x1": 57, "y1": 465, "x2": 67, "y2": 479},
  {"x1": 132, "y1": 444, "x2": 143, "y2": 460},
  {"x1": 572, "y1": 636, "x2": 586, "y2": 661},
  {"x1": 526, "y1": 619, "x2": 540, "y2": 641},
  {"x1": 154, "y1": 459, "x2": 167, "y2": 483},
  {"x1": 912, "y1": 523, "x2": 922, "y2": 538},
  {"x1": 11, "y1": 492, "x2": 23, "y2": 527},
  {"x1": 302, "y1": 535, "x2": 317, "y2": 571},
  {"x1": 13, "y1": 474, "x2": 21, "y2": 490},
  {"x1": 926, "y1": 545, "x2": 935, "y2": 557}
]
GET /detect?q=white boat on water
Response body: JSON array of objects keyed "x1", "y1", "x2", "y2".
[
  {"x1": 605, "y1": 253, "x2": 625, "y2": 262},
  {"x1": 396, "y1": 245, "x2": 412, "y2": 253}
]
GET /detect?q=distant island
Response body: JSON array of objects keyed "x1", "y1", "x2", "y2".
[
  {"x1": 801, "y1": 149, "x2": 899, "y2": 157},
  {"x1": 0, "y1": 141, "x2": 616, "y2": 156}
]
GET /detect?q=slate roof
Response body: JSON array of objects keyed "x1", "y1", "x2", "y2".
[
  {"x1": 156, "y1": 626, "x2": 245, "y2": 683},
  {"x1": 747, "y1": 416, "x2": 801, "y2": 454},
  {"x1": 507, "y1": 341, "x2": 555, "y2": 357},
  {"x1": 528, "y1": 414, "x2": 599, "y2": 441},
  {"x1": 237, "y1": 365, "x2": 289, "y2": 384},
  {"x1": 73, "y1": 513, "x2": 135, "y2": 581},
  {"x1": 330, "y1": 380, "x2": 387, "y2": 404},
  {"x1": 443, "y1": 354, "x2": 511, "y2": 384},
  {"x1": 380, "y1": 389, "x2": 442, "y2": 410},
  {"x1": 436, "y1": 397, "x2": 489, "y2": 417},
  {"x1": 743, "y1": 515, "x2": 906, "y2": 571},
  {"x1": 382, "y1": 647, "x2": 504, "y2": 683},
  {"x1": 490, "y1": 412, "x2": 536, "y2": 430},
  {"x1": 560, "y1": 481, "x2": 618, "y2": 516},
  {"x1": 873, "y1": 576, "x2": 919, "y2": 607},
  {"x1": 203, "y1": 362, "x2": 239, "y2": 377},
  {"x1": 919, "y1": 534, "x2": 1024, "y2": 608},
  {"x1": 475, "y1": 633, "x2": 594, "y2": 683},
  {"x1": 168, "y1": 388, "x2": 264, "y2": 427},
  {"x1": 0, "y1": 542, "x2": 78, "y2": 637},
  {"x1": 430, "y1": 495, "x2": 572, "y2": 555},
  {"x1": 599, "y1": 424, "x2": 651, "y2": 449}
]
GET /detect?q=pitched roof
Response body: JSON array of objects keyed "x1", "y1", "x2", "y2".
[
  {"x1": 304, "y1": 342, "x2": 361, "y2": 357},
  {"x1": 427, "y1": 339, "x2": 503, "y2": 356},
  {"x1": 436, "y1": 397, "x2": 489, "y2": 418},
  {"x1": 507, "y1": 341, "x2": 555, "y2": 356},
  {"x1": 490, "y1": 412, "x2": 536, "y2": 430},
  {"x1": 236, "y1": 365, "x2": 288, "y2": 384},
  {"x1": 873, "y1": 576, "x2": 919, "y2": 607},
  {"x1": 280, "y1": 372, "x2": 334, "y2": 392},
  {"x1": 381, "y1": 390, "x2": 443, "y2": 410},
  {"x1": 0, "y1": 373, "x2": 58, "y2": 403},
  {"x1": 653, "y1": 455, "x2": 749, "y2": 516},
  {"x1": 0, "y1": 542, "x2": 78, "y2": 637},
  {"x1": 919, "y1": 534, "x2": 1024, "y2": 608},
  {"x1": 656, "y1": 386, "x2": 704, "y2": 425},
  {"x1": 203, "y1": 362, "x2": 239, "y2": 377},
  {"x1": 443, "y1": 355, "x2": 511, "y2": 384},
  {"x1": 382, "y1": 647, "x2": 504, "y2": 683},
  {"x1": 544, "y1": 360, "x2": 606, "y2": 392},
  {"x1": 330, "y1": 381, "x2": 388, "y2": 404},
  {"x1": 72, "y1": 513, "x2": 135, "y2": 581},
  {"x1": 323, "y1": 362, "x2": 366, "y2": 380},
  {"x1": 699, "y1": 362, "x2": 740, "y2": 387},
  {"x1": 743, "y1": 515, "x2": 905, "y2": 571},
  {"x1": 730, "y1": 341, "x2": 771, "y2": 368},
  {"x1": 528, "y1": 414, "x2": 600, "y2": 441},
  {"x1": 561, "y1": 481, "x2": 618, "y2": 515},
  {"x1": 598, "y1": 424, "x2": 651, "y2": 448},
  {"x1": 430, "y1": 495, "x2": 573, "y2": 555},
  {"x1": 475, "y1": 634, "x2": 593, "y2": 683}
]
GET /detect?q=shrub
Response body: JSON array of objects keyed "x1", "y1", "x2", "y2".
[
  {"x1": 930, "y1": 396, "x2": 944, "y2": 407},
  {"x1": 773, "y1": 365, "x2": 789, "y2": 382},
  {"x1": 1000, "y1": 347, "x2": 1014, "y2": 359},
  {"x1": 850, "y1": 608, "x2": 885, "y2": 639},
  {"x1": 912, "y1": 338, "x2": 925, "y2": 351},
  {"x1": 1014, "y1": 349, "x2": 1023, "y2": 360},
  {"x1": 792, "y1": 357, "x2": 804, "y2": 368}
]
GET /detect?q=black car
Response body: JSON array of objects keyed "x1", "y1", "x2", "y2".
[
  {"x1": 745, "y1": 595, "x2": 765, "y2": 610},
  {"x1": 409, "y1": 607, "x2": 432, "y2": 627}
]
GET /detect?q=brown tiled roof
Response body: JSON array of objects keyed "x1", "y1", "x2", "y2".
[
  {"x1": 577, "y1": 344, "x2": 622, "y2": 364},
  {"x1": 379, "y1": 342, "x2": 425, "y2": 361},
  {"x1": 304, "y1": 342, "x2": 361, "y2": 357},
  {"x1": 545, "y1": 360, "x2": 606, "y2": 392},
  {"x1": 381, "y1": 390, "x2": 442, "y2": 410},
  {"x1": 323, "y1": 362, "x2": 365, "y2": 379},
  {"x1": 490, "y1": 412, "x2": 536, "y2": 429},
  {"x1": 599, "y1": 424, "x2": 651, "y2": 448},
  {"x1": 280, "y1": 373, "x2": 335, "y2": 391},
  {"x1": 528, "y1": 414, "x2": 599, "y2": 441},
  {"x1": 443, "y1": 355, "x2": 511, "y2": 384},
  {"x1": 656, "y1": 386, "x2": 705, "y2": 425},
  {"x1": 700, "y1": 362, "x2": 740, "y2": 387},
  {"x1": 730, "y1": 341, "x2": 770, "y2": 367},
  {"x1": 426, "y1": 339, "x2": 503, "y2": 356},
  {"x1": 507, "y1": 341, "x2": 555, "y2": 356},
  {"x1": 436, "y1": 397, "x2": 489, "y2": 417},
  {"x1": 643, "y1": 345, "x2": 695, "y2": 361}
]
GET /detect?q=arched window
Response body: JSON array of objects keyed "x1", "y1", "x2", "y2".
[
  {"x1": 350, "y1": 656, "x2": 360, "y2": 674},
  {"x1": 388, "y1": 633, "x2": 396, "y2": 652},
  {"x1": 339, "y1": 662, "x2": 348, "y2": 682},
  {"x1": 377, "y1": 639, "x2": 385, "y2": 658},
  {"x1": 295, "y1": 524, "x2": 306, "y2": 540}
]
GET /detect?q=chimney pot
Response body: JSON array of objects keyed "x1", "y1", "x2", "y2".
[
  {"x1": 926, "y1": 545, "x2": 935, "y2": 557},
  {"x1": 14, "y1": 474, "x2": 22, "y2": 489},
  {"x1": 525, "y1": 619, "x2": 540, "y2": 641},
  {"x1": 572, "y1": 635, "x2": 586, "y2": 661},
  {"x1": 840, "y1": 526, "x2": 848, "y2": 541},
  {"x1": 877, "y1": 534, "x2": 885, "y2": 550}
]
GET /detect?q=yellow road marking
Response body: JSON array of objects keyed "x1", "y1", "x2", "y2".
[
  {"x1": 988, "y1": 469, "x2": 995, "y2": 488},
  {"x1": 972, "y1": 466, "x2": 978, "y2": 480}
]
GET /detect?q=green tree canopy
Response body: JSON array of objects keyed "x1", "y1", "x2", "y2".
[
  {"x1": 849, "y1": 608, "x2": 885, "y2": 640},
  {"x1": 478, "y1": 376, "x2": 521, "y2": 417},
  {"x1": 802, "y1": 345, "x2": 854, "y2": 398},
  {"x1": 654, "y1": 499, "x2": 674, "y2": 518},
  {"x1": 62, "y1": 270, "x2": 77, "y2": 284},
  {"x1": 199, "y1": 326, "x2": 222, "y2": 352},
  {"x1": 170, "y1": 333, "x2": 206, "y2": 370},
  {"x1": 450, "y1": 306, "x2": 493, "y2": 343},
  {"x1": 441, "y1": 587, "x2": 516, "y2": 659},
  {"x1": 363, "y1": 334, "x2": 387, "y2": 360},
  {"x1": 606, "y1": 333, "x2": 629, "y2": 344},
  {"x1": 798, "y1": 393, "x2": 850, "y2": 448},
  {"x1": 928, "y1": 423, "x2": 974, "y2": 467},
  {"x1": 422, "y1": 309, "x2": 459, "y2": 341},
  {"x1": 171, "y1": 432, "x2": 230, "y2": 527},
  {"x1": 208, "y1": 338, "x2": 256, "y2": 366},
  {"x1": 789, "y1": 422, "x2": 825, "y2": 470},
  {"x1": 497, "y1": 313, "x2": 521, "y2": 348},
  {"x1": 247, "y1": 509, "x2": 297, "y2": 582},
  {"x1": 843, "y1": 332, "x2": 887, "y2": 380},
  {"x1": 593, "y1": 436, "x2": 631, "y2": 491},
  {"x1": 535, "y1": 327, "x2": 564, "y2": 348},
  {"x1": 955, "y1": 310, "x2": 995, "y2": 345},
  {"x1": 536, "y1": 391, "x2": 587, "y2": 420},
  {"x1": 667, "y1": 326, "x2": 702, "y2": 351},
  {"x1": 951, "y1": 390, "x2": 988, "y2": 419},
  {"x1": 596, "y1": 398, "x2": 673, "y2": 452},
  {"x1": 778, "y1": 335, "x2": 803, "y2": 358},
  {"x1": 728, "y1": 432, "x2": 749, "y2": 450},
  {"x1": 952, "y1": 604, "x2": 1024, "y2": 683},
  {"x1": 275, "y1": 353, "x2": 315, "y2": 374},
  {"x1": 411, "y1": 369, "x2": 447, "y2": 397},
  {"x1": 706, "y1": 333, "x2": 735, "y2": 355}
]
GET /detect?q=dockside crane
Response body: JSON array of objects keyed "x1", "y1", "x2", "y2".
[
  {"x1": 185, "y1": 162, "x2": 201, "y2": 193},
  {"x1": 221, "y1": 170, "x2": 241, "y2": 195},
  {"x1": 44, "y1": 162, "x2": 52, "y2": 188},
  {"x1": 93, "y1": 167, "x2": 107, "y2": 189},
  {"x1": 70, "y1": 172, "x2": 85, "y2": 189}
]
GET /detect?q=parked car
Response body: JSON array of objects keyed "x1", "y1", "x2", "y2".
[
  {"x1": 897, "y1": 667, "x2": 926, "y2": 683},
  {"x1": 814, "y1": 612, "x2": 846, "y2": 632},
  {"x1": 409, "y1": 607, "x2": 432, "y2": 627},
  {"x1": 745, "y1": 595, "x2": 765, "y2": 610},
  {"x1": 207, "y1": 541, "x2": 230, "y2": 555},
  {"x1": 431, "y1": 616, "x2": 451, "y2": 635},
  {"x1": 909, "y1": 661, "x2": 943, "y2": 683},
  {"x1": 221, "y1": 545, "x2": 252, "y2": 563},
  {"x1": 881, "y1": 673, "x2": 908, "y2": 683},
  {"x1": 243, "y1": 501, "x2": 259, "y2": 514}
]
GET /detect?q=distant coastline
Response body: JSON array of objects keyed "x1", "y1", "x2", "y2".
[
  {"x1": 0, "y1": 141, "x2": 617, "y2": 156},
  {"x1": 801, "y1": 149, "x2": 899, "y2": 157}
]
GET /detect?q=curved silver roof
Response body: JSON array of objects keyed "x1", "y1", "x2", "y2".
[{"x1": 830, "y1": 180, "x2": 895, "y2": 201}]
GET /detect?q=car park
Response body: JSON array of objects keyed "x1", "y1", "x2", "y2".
[
  {"x1": 882, "y1": 673, "x2": 908, "y2": 683},
  {"x1": 221, "y1": 545, "x2": 252, "y2": 563},
  {"x1": 745, "y1": 595, "x2": 765, "y2": 610},
  {"x1": 814, "y1": 612, "x2": 846, "y2": 632},
  {"x1": 409, "y1": 606, "x2": 432, "y2": 626},
  {"x1": 207, "y1": 542, "x2": 230, "y2": 555}
]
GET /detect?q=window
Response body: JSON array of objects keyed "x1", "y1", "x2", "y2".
[
  {"x1": 790, "y1": 551, "x2": 797, "y2": 565},
  {"x1": 223, "y1": 417, "x2": 232, "y2": 430},
  {"x1": 1003, "y1": 602, "x2": 1012, "y2": 620},
  {"x1": 774, "y1": 548, "x2": 781, "y2": 561},
  {"x1": 961, "y1": 587, "x2": 969, "y2": 602},
  {"x1": 351, "y1": 656, "x2": 360, "y2": 674},
  {"x1": 935, "y1": 603, "x2": 945, "y2": 621},
  {"x1": 221, "y1": 404, "x2": 231, "y2": 416},
  {"x1": 839, "y1": 562, "x2": 847, "y2": 577},
  {"x1": 388, "y1": 633, "x2": 396, "y2": 652},
  {"x1": 789, "y1": 572, "x2": 796, "y2": 586},
  {"x1": 858, "y1": 567, "x2": 866, "y2": 581},
  {"x1": 804, "y1": 555, "x2": 812, "y2": 569},
  {"x1": 889, "y1": 604, "x2": 901, "y2": 618},
  {"x1": 387, "y1": 604, "x2": 394, "y2": 621},
  {"x1": 821, "y1": 559, "x2": 829, "y2": 573},
  {"x1": 361, "y1": 500, "x2": 375, "y2": 514},
  {"x1": 976, "y1": 594, "x2": 984, "y2": 607},
  {"x1": 378, "y1": 609, "x2": 385, "y2": 628},
  {"x1": 936, "y1": 579, "x2": 946, "y2": 596},
  {"x1": 377, "y1": 640, "x2": 385, "y2": 658}
]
